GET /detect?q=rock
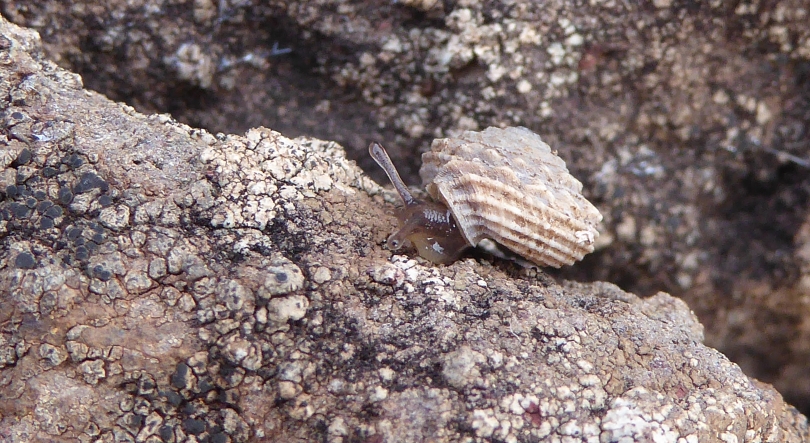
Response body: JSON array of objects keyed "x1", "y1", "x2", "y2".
[
  {"x1": 78, "y1": 359, "x2": 106, "y2": 385},
  {"x1": 267, "y1": 295, "x2": 309, "y2": 324},
  {"x1": 0, "y1": 10, "x2": 808, "y2": 443},
  {"x1": 442, "y1": 346, "x2": 486, "y2": 390},
  {"x1": 38, "y1": 343, "x2": 67, "y2": 367}
]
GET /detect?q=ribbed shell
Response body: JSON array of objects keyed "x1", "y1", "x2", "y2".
[{"x1": 420, "y1": 127, "x2": 602, "y2": 268}]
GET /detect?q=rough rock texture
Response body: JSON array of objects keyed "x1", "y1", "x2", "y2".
[
  {"x1": 2, "y1": 15, "x2": 810, "y2": 443},
  {"x1": 2, "y1": 0, "x2": 810, "y2": 414}
]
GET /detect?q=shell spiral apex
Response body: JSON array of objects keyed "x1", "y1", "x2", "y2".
[{"x1": 420, "y1": 126, "x2": 602, "y2": 268}]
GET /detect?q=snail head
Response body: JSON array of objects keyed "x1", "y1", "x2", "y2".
[{"x1": 369, "y1": 142, "x2": 469, "y2": 264}]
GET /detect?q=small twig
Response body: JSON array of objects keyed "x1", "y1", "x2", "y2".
[
  {"x1": 762, "y1": 147, "x2": 810, "y2": 168},
  {"x1": 270, "y1": 42, "x2": 292, "y2": 56}
]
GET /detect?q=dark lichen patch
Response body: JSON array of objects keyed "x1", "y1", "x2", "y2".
[
  {"x1": 39, "y1": 217, "x2": 54, "y2": 230},
  {"x1": 12, "y1": 148, "x2": 31, "y2": 166},
  {"x1": 196, "y1": 378, "x2": 215, "y2": 395},
  {"x1": 97, "y1": 194, "x2": 113, "y2": 207},
  {"x1": 85, "y1": 240, "x2": 98, "y2": 254},
  {"x1": 274, "y1": 271, "x2": 288, "y2": 283},
  {"x1": 171, "y1": 362, "x2": 191, "y2": 389},
  {"x1": 182, "y1": 418, "x2": 206, "y2": 435},
  {"x1": 66, "y1": 226, "x2": 82, "y2": 241},
  {"x1": 74, "y1": 172, "x2": 109, "y2": 194},
  {"x1": 247, "y1": 242, "x2": 274, "y2": 257},
  {"x1": 42, "y1": 166, "x2": 59, "y2": 178},
  {"x1": 14, "y1": 252, "x2": 36, "y2": 269},
  {"x1": 45, "y1": 205, "x2": 62, "y2": 219},
  {"x1": 267, "y1": 215, "x2": 311, "y2": 260},
  {"x1": 9, "y1": 202, "x2": 30, "y2": 219},
  {"x1": 161, "y1": 390, "x2": 184, "y2": 407},
  {"x1": 62, "y1": 153, "x2": 84, "y2": 169},
  {"x1": 75, "y1": 245, "x2": 89, "y2": 261},
  {"x1": 36, "y1": 200, "x2": 53, "y2": 213},
  {"x1": 123, "y1": 413, "x2": 145, "y2": 431},
  {"x1": 159, "y1": 425, "x2": 175, "y2": 441},
  {"x1": 57, "y1": 187, "x2": 73, "y2": 204},
  {"x1": 89, "y1": 264, "x2": 113, "y2": 281},
  {"x1": 4, "y1": 185, "x2": 18, "y2": 199}
]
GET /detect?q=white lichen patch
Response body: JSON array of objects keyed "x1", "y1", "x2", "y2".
[
  {"x1": 200, "y1": 127, "x2": 370, "y2": 231},
  {"x1": 258, "y1": 258, "x2": 306, "y2": 298},
  {"x1": 601, "y1": 388, "x2": 680, "y2": 442},
  {"x1": 442, "y1": 346, "x2": 486, "y2": 389}
]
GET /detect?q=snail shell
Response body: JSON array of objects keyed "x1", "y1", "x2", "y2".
[{"x1": 419, "y1": 126, "x2": 602, "y2": 268}]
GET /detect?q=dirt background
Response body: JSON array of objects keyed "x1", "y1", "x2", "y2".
[{"x1": 3, "y1": 0, "x2": 810, "y2": 415}]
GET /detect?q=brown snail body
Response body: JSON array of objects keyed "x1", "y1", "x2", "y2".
[
  {"x1": 370, "y1": 127, "x2": 602, "y2": 267},
  {"x1": 369, "y1": 141, "x2": 469, "y2": 264}
]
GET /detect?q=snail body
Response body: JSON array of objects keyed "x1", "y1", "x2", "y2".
[
  {"x1": 370, "y1": 127, "x2": 602, "y2": 267},
  {"x1": 369, "y1": 141, "x2": 469, "y2": 264}
]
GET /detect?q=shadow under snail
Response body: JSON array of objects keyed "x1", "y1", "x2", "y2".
[{"x1": 369, "y1": 127, "x2": 602, "y2": 268}]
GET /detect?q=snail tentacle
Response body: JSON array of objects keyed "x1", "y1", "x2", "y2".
[{"x1": 369, "y1": 142, "x2": 417, "y2": 207}]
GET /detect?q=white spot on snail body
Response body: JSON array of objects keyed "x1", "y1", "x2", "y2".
[{"x1": 431, "y1": 241, "x2": 445, "y2": 254}]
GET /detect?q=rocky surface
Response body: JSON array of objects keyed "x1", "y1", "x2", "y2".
[
  {"x1": 2, "y1": 0, "x2": 810, "y2": 414},
  {"x1": 2, "y1": 14, "x2": 810, "y2": 443}
]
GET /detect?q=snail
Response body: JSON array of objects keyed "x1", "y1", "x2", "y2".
[{"x1": 369, "y1": 126, "x2": 602, "y2": 267}]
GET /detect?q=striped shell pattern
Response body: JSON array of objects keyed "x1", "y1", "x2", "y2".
[{"x1": 420, "y1": 127, "x2": 602, "y2": 268}]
